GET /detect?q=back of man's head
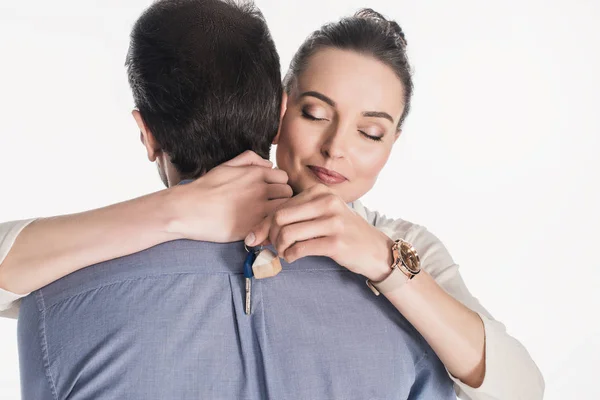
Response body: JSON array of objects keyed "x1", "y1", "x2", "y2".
[{"x1": 126, "y1": 0, "x2": 281, "y2": 179}]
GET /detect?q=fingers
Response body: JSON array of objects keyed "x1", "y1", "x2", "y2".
[
  {"x1": 267, "y1": 195, "x2": 344, "y2": 254},
  {"x1": 224, "y1": 150, "x2": 273, "y2": 168},
  {"x1": 246, "y1": 189, "x2": 344, "y2": 247},
  {"x1": 262, "y1": 168, "x2": 289, "y2": 184},
  {"x1": 271, "y1": 193, "x2": 342, "y2": 228},
  {"x1": 245, "y1": 184, "x2": 344, "y2": 248},
  {"x1": 268, "y1": 182, "x2": 331, "y2": 210},
  {"x1": 264, "y1": 198, "x2": 290, "y2": 215},
  {"x1": 266, "y1": 184, "x2": 293, "y2": 200},
  {"x1": 283, "y1": 236, "x2": 339, "y2": 263},
  {"x1": 221, "y1": 152, "x2": 288, "y2": 184},
  {"x1": 265, "y1": 202, "x2": 320, "y2": 247},
  {"x1": 273, "y1": 217, "x2": 340, "y2": 257},
  {"x1": 245, "y1": 214, "x2": 272, "y2": 247},
  {"x1": 260, "y1": 198, "x2": 290, "y2": 244}
]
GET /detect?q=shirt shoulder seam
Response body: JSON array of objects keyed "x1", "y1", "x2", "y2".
[{"x1": 34, "y1": 291, "x2": 59, "y2": 400}]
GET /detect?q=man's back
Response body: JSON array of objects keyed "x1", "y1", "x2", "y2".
[{"x1": 18, "y1": 240, "x2": 454, "y2": 399}]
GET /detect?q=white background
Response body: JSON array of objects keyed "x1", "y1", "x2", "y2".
[{"x1": 1, "y1": 0, "x2": 598, "y2": 399}]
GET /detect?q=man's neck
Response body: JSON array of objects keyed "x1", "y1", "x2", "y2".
[{"x1": 160, "y1": 158, "x2": 182, "y2": 187}]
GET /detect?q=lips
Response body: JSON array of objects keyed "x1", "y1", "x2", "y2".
[{"x1": 308, "y1": 165, "x2": 348, "y2": 185}]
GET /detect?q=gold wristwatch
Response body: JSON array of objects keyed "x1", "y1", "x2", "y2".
[{"x1": 366, "y1": 238, "x2": 421, "y2": 296}]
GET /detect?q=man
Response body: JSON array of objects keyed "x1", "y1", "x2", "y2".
[{"x1": 17, "y1": 1, "x2": 454, "y2": 398}]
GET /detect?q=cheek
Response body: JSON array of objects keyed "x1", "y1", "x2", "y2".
[
  {"x1": 350, "y1": 144, "x2": 392, "y2": 182},
  {"x1": 277, "y1": 116, "x2": 318, "y2": 163}
]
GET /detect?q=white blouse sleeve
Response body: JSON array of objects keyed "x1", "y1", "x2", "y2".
[
  {"x1": 351, "y1": 201, "x2": 544, "y2": 400},
  {"x1": 0, "y1": 219, "x2": 36, "y2": 319}
]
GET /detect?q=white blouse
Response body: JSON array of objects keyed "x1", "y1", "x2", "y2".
[
  {"x1": 0, "y1": 218, "x2": 34, "y2": 319},
  {"x1": 351, "y1": 201, "x2": 544, "y2": 400},
  {"x1": 0, "y1": 201, "x2": 544, "y2": 399}
]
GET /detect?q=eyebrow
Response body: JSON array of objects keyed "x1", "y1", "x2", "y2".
[
  {"x1": 299, "y1": 91, "x2": 394, "y2": 124},
  {"x1": 362, "y1": 111, "x2": 394, "y2": 124},
  {"x1": 300, "y1": 91, "x2": 336, "y2": 107}
]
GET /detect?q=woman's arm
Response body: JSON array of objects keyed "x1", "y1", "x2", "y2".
[
  {"x1": 246, "y1": 185, "x2": 544, "y2": 400},
  {"x1": 0, "y1": 190, "x2": 179, "y2": 296},
  {"x1": 0, "y1": 151, "x2": 291, "y2": 301},
  {"x1": 0, "y1": 193, "x2": 179, "y2": 318},
  {"x1": 385, "y1": 267, "x2": 486, "y2": 387},
  {"x1": 355, "y1": 201, "x2": 545, "y2": 400}
]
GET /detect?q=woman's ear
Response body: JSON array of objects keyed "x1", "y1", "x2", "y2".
[
  {"x1": 132, "y1": 109, "x2": 160, "y2": 162},
  {"x1": 272, "y1": 92, "x2": 288, "y2": 145},
  {"x1": 394, "y1": 128, "x2": 402, "y2": 143}
]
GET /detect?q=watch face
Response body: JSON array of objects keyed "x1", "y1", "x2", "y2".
[{"x1": 399, "y1": 240, "x2": 421, "y2": 274}]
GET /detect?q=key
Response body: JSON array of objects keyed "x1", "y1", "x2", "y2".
[
  {"x1": 252, "y1": 248, "x2": 282, "y2": 279},
  {"x1": 245, "y1": 277, "x2": 252, "y2": 315},
  {"x1": 243, "y1": 250, "x2": 257, "y2": 315}
]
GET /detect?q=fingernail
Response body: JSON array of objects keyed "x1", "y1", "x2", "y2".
[{"x1": 244, "y1": 232, "x2": 255, "y2": 246}]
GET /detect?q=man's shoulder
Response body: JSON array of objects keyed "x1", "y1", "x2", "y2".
[
  {"x1": 36, "y1": 239, "x2": 246, "y2": 309},
  {"x1": 113, "y1": 239, "x2": 246, "y2": 273}
]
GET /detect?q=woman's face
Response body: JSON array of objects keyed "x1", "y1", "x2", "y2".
[{"x1": 275, "y1": 48, "x2": 406, "y2": 203}]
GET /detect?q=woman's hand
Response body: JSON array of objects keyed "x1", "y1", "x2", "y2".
[
  {"x1": 245, "y1": 184, "x2": 393, "y2": 281},
  {"x1": 166, "y1": 151, "x2": 293, "y2": 243}
]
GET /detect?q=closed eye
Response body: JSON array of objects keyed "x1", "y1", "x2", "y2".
[
  {"x1": 302, "y1": 110, "x2": 328, "y2": 121},
  {"x1": 359, "y1": 130, "x2": 383, "y2": 142}
]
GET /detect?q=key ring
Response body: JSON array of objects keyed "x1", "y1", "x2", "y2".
[{"x1": 244, "y1": 243, "x2": 263, "y2": 254}]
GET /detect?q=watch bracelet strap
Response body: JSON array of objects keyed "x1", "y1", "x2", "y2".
[
  {"x1": 367, "y1": 266, "x2": 409, "y2": 295},
  {"x1": 366, "y1": 239, "x2": 420, "y2": 296}
]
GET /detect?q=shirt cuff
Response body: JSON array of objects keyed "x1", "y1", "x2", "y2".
[
  {"x1": 448, "y1": 313, "x2": 544, "y2": 400},
  {"x1": 0, "y1": 288, "x2": 24, "y2": 318},
  {"x1": 447, "y1": 313, "x2": 497, "y2": 400},
  {"x1": 0, "y1": 219, "x2": 36, "y2": 318}
]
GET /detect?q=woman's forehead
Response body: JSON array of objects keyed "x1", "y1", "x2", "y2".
[{"x1": 295, "y1": 48, "x2": 405, "y2": 119}]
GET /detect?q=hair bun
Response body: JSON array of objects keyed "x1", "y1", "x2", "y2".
[{"x1": 354, "y1": 8, "x2": 407, "y2": 48}]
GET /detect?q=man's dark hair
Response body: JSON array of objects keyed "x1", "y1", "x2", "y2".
[{"x1": 126, "y1": 0, "x2": 282, "y2": 178}]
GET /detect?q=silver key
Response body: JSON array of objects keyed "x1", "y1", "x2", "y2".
[{"x1": 245, "y1": 277, "x2": 252, "y2": 315}]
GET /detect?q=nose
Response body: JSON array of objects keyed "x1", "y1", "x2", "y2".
[{"x1": 320, "y1": 122, "x2": 349, "y2": 160}]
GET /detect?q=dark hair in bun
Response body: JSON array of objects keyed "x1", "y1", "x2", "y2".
[{"x1": 284, "y1": 8, "x2": 413, "y2": 128}]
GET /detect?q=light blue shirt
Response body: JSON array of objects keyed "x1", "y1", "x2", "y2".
[{"x1": 18, "y1": 239, "x2": 455, "y2": 399}]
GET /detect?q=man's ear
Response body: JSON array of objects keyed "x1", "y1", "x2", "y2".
[
  {"x1": 272, "y1": 91, "x2": 288, "y2": 145},
  {"x1": 132, "y1": 109, "x2": 160, "y2": 162}
]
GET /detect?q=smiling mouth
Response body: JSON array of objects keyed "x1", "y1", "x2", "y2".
[{"x1": 307, "y1": 165, "x2": 348, "y2": 185}]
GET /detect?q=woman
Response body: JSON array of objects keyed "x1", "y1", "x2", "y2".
[{"x1": 0, "y1": 9, "x2": 543, "y2": 400}]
